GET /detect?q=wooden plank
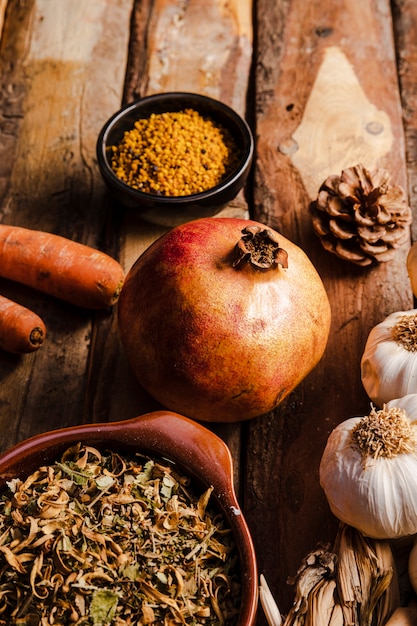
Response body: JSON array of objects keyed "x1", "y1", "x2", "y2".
[
  {"x1": 0, "y1": 0, "x2": 6, "y2": 38},
  {"x1": 248, "y1": 0, "x2": 413, "y2": 615},
  {"x1": 89, "y1": 0, "x2": 254, "y2": 487},
  {"x1": 0, "y1": 0, "x2": 133, "y2": 452},
  {"x1": 0, "y1": 0, "x2": 255, "y2": 477},
  {"x1": 3, "y1": 2, "x2": 414, "y2": 623},
  {"x1": 124, "y1": 0, "x2": 252, "y2": 117},
  {"x1": 392, "y1": 0, "x2": 417, "y2": 244}
]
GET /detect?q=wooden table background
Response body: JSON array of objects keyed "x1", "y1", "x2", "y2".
[{"x1": 0, "y1": 0, "x2": 416, "y2": 620}]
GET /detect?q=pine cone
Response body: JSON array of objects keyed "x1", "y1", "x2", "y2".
[{"x1": 310, "y1": 164, "x2": 412, "y2": 266}]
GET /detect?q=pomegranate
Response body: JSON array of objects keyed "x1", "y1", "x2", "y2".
[{"x1": 118, "y1": 218, "x2": 331, "y2": 422}]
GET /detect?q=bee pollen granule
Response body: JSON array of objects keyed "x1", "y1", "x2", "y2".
[{"x1": 110, "y1": 108, "x2": 240, "y2": 197}]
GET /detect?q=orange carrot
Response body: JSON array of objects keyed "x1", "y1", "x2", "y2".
[
  {"x1": 0, "y1": 294, "x2": 46, "y2": 353},
  {"x1": 0, "y1": 224, "x2": 125, "y2": 309}
]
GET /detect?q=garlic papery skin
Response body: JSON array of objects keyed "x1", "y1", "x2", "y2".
[
  {"x1": 319, "y1": 405, "x2": 417, "y2": 539},
  {"x1": 408, "y1": 537, "x2": 417, "y2": 595},
  {"x1": 407, "y1": 242, "x2": 417, "y2": 298},
  {"x1": 386, "y1": 393, "x2": 417, "y2": 417},
  {"x1": 361, "y1": 309, "x2": 417, "y2": 407}
]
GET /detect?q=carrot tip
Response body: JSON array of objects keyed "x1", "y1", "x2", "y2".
[
  {"x1": 29, "y1": 327, "x2": 45, "y2": 348},
  {"x1": 110, "y1": 279, "x2": 125, "y2": 306}
]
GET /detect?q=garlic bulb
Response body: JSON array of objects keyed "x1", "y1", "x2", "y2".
[
  {"x1": 361, "y1": 309, "x2": 417, "y2": 406},
  {"x1": 407, "y1": 242, "x2": 417, "y2": 297},
  {"x1": 408, "y1": 539, "x2": 417, "y2": 596},
  {"x1": 386, "y1": 392, "x2": 417, "y2": 416},
  {"x1": 319, "y1": 402, "x2": 417, "y2": 539}
]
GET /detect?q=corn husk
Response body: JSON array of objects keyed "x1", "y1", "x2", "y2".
[
  {"x1": 260, "y1": 574, "x2": 282, "y2": 626},
  {"x1": 283, "y1": 523, "x2": 400, "y2": 626},
  {"x1": 335, "y1": 523, "x2": 400, "y2": 625},
  {"x1": 283, "y1": 545, "x2": 342, "y2": 625}
]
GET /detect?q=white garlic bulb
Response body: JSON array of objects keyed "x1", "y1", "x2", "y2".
[
  {"x1": 407, "y1": 242, "x2": 417, "y2": 297},
  {"x1": 319, "y1": 400, "x2": 417, "y2": 539},
  {"x1": 387, "y1": 393, "x2": 417, "y2": 416},
  {"x1": 361, "y1": 309, "x2": 417, "y2": 407}
]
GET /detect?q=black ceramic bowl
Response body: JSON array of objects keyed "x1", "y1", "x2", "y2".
[{"x1": 96, "y1": 92, "x2": 254, "y2": 227}]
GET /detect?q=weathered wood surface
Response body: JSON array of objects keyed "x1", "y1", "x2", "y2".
[
  {"x1": 393, "y1": 0, "x2": 417, "y2": 244},
  {"x1": 247, "y1": 0, "x2": 414, "y2": 613},
  {"x1": 0, "y1": 0, "x2": 416, "y2": 622},
  {"x1": 0, "y1": 0, "x2": 133, "y2": 448}
]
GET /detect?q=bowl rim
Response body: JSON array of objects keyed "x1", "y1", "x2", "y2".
[
  {"x1": 0, "y1": 410, "x2": 259, "y2": 626},
  {"x1": 96, "y1": 91, "x2": 254, "y2": 204}
]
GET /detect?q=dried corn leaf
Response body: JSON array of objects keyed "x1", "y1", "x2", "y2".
[
  {"x1": 282, "y1": 544, "x2": 338, "y2": 625},
  {"x1": 259, "y1": 574, "x2": 282, "y2": 626},
  {"x1": 283, "y1": 523, "x2": 400, "y2": 626},
  {"x1": 334, "y1": 523, "x2": 400, "y2": 626},
  {"x1": 304, "y1": 579, "x2": 344, "y2": 626},
  {"x1": 368, "y1": 540, "x2": 400, "y2": 625}
]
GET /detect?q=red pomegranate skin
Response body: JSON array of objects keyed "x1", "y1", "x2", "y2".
[{"x1": 118, "y1": 217, "x2": 331, "y2": 422}]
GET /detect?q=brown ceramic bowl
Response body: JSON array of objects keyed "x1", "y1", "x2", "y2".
[{"x1": 0, "y1": 411, "x2": 258, "y2": 626}]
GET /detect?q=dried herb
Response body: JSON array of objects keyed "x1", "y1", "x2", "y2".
[{"x1": 0, "y1": 444, "x2": 241, "y2": 626}]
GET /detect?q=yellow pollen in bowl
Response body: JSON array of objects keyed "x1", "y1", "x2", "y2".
[{"x1": 110, "y1": 108, "x2": 240, "y2": 197}]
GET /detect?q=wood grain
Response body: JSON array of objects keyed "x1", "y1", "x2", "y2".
[
  {"x1": 1, "y1": 1, "x2": 417, "y2": 623},
  {"x1": 248, "y1": 0, "x2": 414, "y2": 614},
  {"x1": 124, "y1": 0, "x2": 252, "y2": 116},
  {"x1": 0, "y1": 0, "x2": 6, "y2": 38},
  {"x1": 0, "y1": 0, "x2": 254, "y2": 457},
  {"x1": 88, "y1": 0, "x2": 254, "y2": 477},
  {"x1": 392, "y1": 0, "x2": 417, "y2": 245},
  {"x1": 0, "y1": 0, "x2": 133, "y2": 450}
]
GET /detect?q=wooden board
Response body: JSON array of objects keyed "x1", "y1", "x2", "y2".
[
  {"x1": 0, "y1": 0, "x2": 253, "y2": 440},
  {"x1": 393, "y1": 0, "x2": 417, "y2": 245},
  {"x1": 0, "y1": 0, "x2": 133, "y2": 449},
  {"x1": 87, "y1": 0, "x2": 254, "y2": 486},
  {"x1": 1, "y1": 0, "x2": 417, "y2": 623},
  {"x1": 247, "y1": 0, "x2": 414, "y2": 614},
  {"x1": 0, "y1": 0, "x2": 254, "y2": 546}
]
